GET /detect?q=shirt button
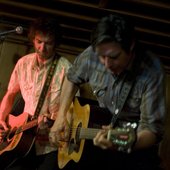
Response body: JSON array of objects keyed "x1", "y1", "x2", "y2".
[{"x1": 115, "y1": 108, "x2": 119, "y2": 115}]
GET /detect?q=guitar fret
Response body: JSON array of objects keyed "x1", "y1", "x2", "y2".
[{"x1": 79, "y1": 128, "x2": 100, "y2": 139}]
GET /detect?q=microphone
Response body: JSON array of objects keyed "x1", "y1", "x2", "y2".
[{"x1": 0, "y1": 26, "x2": 23, "y2": 36}]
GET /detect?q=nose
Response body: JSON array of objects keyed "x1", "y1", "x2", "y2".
[
  {"x1": 39, "y1": 42, "x2": 45, "y2": 51},
  {"x1": 103, "y1": 56, "x2": 112, "y2": 68}
]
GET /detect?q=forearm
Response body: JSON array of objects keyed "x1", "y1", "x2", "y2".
[
  {"x1": 58, "y1": 76, "x2": 78, "y2": 118},
  {"x1": 133, "y1": 129, "x2": 157, "y2": 150},
  {"x1": 0, "y1": 91, "x2": 16, "y2": 120}
]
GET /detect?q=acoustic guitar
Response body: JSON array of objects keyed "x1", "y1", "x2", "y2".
[
  {"x1": 0, "y1": 112, "x2": 38, "y2": 169},
  {"x1": 58, "y1": 97, "x2": 137, "y2": 169}
]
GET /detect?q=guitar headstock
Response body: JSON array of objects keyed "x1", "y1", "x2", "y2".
[{"x1": 107, "y1": 122, "x2": 137, "y2": 153}]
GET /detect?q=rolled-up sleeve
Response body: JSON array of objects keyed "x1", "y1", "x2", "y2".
[
  {"x1": 67, "y1": 47, "x2": 92, "y2": 85},
  {"x1": 138, "y1": 70, "x2": 166, "y2": 140}
]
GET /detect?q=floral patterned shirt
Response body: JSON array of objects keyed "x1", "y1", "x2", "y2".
[{"x1": 8, "y1": 52, "x2": 71, "y2": 155}]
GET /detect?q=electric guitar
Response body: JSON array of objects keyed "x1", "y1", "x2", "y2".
[
  {"x1": 58, "y1": 98, "x2": 137, "y2": 169},
  {"x1": 0, "y1": 112, "x2": 39, "y2": 169}
]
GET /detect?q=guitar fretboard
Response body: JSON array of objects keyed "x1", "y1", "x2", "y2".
[
  {"x1": 78, "y1": 128, "x2": 127, "y2": 140},
  {"x1": 79, "y1": 128, "x2": 100, "y2": 139},
  {"x1": 16, "y1": 119, "x2": 38, "y2": 134}
]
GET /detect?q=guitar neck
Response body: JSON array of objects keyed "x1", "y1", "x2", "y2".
[
  {"x1": 79, "y1": 128, "x2": 127, "y2": 140},
  {"x1": 79, "y1": 128, "x2": 100, "y2": 140},
  {"x1": 16, "y1": 119, "x2": 38, "y2": 134}
]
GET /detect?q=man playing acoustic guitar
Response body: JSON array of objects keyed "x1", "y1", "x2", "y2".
[
  {"x1": 0, "y1": 17, "x2": 72, "y2": 170},
  {"x1": 50, "y1": 14, "x2": 166, "y2": 170}
]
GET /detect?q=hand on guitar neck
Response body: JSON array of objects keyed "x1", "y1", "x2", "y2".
[{"x1": 93, "y1": 123, "x2": 137, "y2": 153}]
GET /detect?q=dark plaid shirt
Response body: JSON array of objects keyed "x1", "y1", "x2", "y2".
[{"x1": 67, "y1": 45, "x2": 166, "y2": 139}]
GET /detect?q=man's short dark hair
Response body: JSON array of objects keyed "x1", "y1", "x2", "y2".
[{"x1": 91, "y1": 14, "x2": 135, "y2": 52}]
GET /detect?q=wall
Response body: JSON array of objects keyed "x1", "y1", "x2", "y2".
[
  {"x1": 160, "y1": 74, "x2": 170, "y2": 170},
  {"x1": 0, "y1": 38, "x2": 31, "y2": 100}
]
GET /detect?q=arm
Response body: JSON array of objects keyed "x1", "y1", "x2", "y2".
[
  {"x1": 50, "y1": 76, "x2": 79, "y2": 143},
  {"x1": 0, "y1": 90, "x2": 18, "y2": 121},
  {"x1": 0, "y1": 63, "x2": 20, "y2": 131},
  {"x1": 56, "y1": 76, "x2": 79, "y2": 119},
  {"x1": 0, "y1": 89, "x2": 19, "y2": 141},
  {"x1": 134, "y1": 130, "x2": 157, "y2": 150},
  {"x1": 93, "y1": 126, "x2": 157, "y2": 151},
  {"x1": 50, "y1": 47, "x2": 91, "y2": 144}
]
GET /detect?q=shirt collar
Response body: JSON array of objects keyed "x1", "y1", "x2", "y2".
[{"x1": 32, "y1": 53, "x2": 55, "y2": 70}]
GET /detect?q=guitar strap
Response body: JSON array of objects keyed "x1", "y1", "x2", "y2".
[
  {"x1": 110, "y1": 54, "x2": 142, "y2": 127},
  {"x1": 31, "y1": 54, "x2": 59, "y2": 120}
]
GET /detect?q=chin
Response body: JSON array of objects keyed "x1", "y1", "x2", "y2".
[
  {"x1": 41, "y1": 55, "x2": 50, "y2": 59},
  {"x1": 110, "y1": 69, "x2": 122, "y2": 75}
]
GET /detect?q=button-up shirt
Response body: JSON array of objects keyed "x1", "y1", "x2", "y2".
[
  {"x1": 67, "y1": 46, "x2": 166, "y2": 139},
  {"x1": 8, "y1": 52, "x2": 71, "y2": 155}
]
